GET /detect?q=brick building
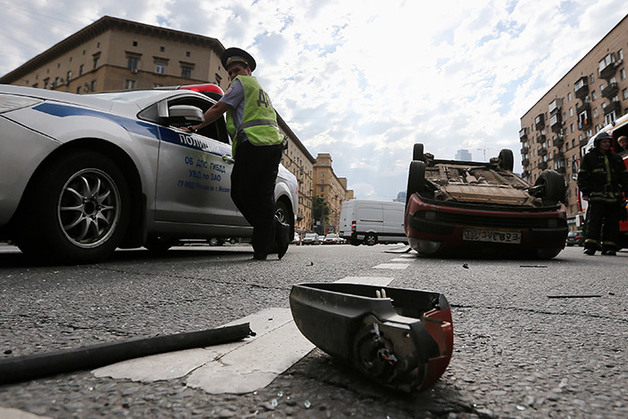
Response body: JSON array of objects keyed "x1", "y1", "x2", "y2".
[
  {"x1": 313, "y1": 153, "x2": 354, "y2": 233},
  {"x1": 519, "y1": 14, "x2": 628, "y2": 230}
]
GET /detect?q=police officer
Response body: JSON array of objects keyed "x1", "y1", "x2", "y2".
[
  {"x1": 185, "y1": 47, "x2": 289, "y2": 260},
  {"x1": 577, "y1": 131, "x2": 628, "y2": 255}
]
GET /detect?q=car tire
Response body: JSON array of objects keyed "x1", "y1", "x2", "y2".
[
  {"x1": 145, "y1": 236, "x2": 176, "y2": 253},
  {"x1": 208, "y1": 237, "x2": 224, "y2": 246},
  {"x1": 16, "y1": 151, "x2": 130, "y2": 264},
  {"x1": 364, "y1": 233, "x2": 378, "y2": 246},
  {"x1": 536, "y1": 248, "x2": 562, "y2": 259},
  {"x1": 498, "y1": 149, "x2": 514, "y2": 171},
  {"x1": 536, "y1": 170, "x2": 566, "y2": 205},
  {"x1": 406, "y1": 160, "x2": 426, "y2": 202},
  {"x1": 413, "y1": 143, "x2": 426, "y2": 162}
]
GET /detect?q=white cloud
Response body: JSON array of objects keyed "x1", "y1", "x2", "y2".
[{"x1": 0, "y1": 0, "x2": 625, "y2": 200}]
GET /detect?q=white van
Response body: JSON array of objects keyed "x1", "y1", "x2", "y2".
[{"x1": 338, "y1": 199, "x2": 408, "y2": 246}]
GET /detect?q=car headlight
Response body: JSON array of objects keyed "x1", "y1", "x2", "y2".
[{"x1": 0, "y1": 94, "x2": 42, "y2": 114}]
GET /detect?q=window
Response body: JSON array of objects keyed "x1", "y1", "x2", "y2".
[
  {"x1": 623, "y1": 88, "x2": 628, "y2": 100},
  {"x1": 155, "y1": 61, "x2": 166, "y2": 74},
  {"x1": 90, "y1": 80, "x2": 96, "y2": 92},
  {"x1": 127, "y1": 56, "x2": 139, "y2": 72},
  {"x1": 591, "y1": 90, "x2": 596, "y2": 100},
  {"x1": 569, "y1": 107, "x2": 573, "y2": 117},
  {"x1": 568, "y1": 92, "x2": 572, "y2": 102},
  {"x1": 593, "y1": 107, "x2": 598, "y2": 118},
  {"x1": 589, "y1": 74, "x2": 595, "y2": 83},
  {"x1": 186, "y1": 51, "x2": 191, "y2": 57},
  {"x1": 92, "y1": 52, "x2": 101, "y2": 70},
  {"x1": 124, "y1": 79, "x2": 136, "y2": 90},
  {"x1": 215, "y1": 73, "x2": 222, "y2": 86},
  {"x1": 619, "y1": 49, "x2": 624, "y2": 60},
  {"x1": 133, "y1": 41, "x2": 138, "y2": 47},
  {"x1": 160, "y1": 46, "x2": 165, "y2": 52},
  {"x1": 621, "y1": 68, "x2": 626, "y2": 80},
  {"x1": 79, "y1": 64, "x2": 84, "y2": 76},
  {"x1": 181, "y1": 66, "x2": 191, "y2": 78},
  {"x1": 66, "y1": 71, "x2": 72, "y2": 84}
]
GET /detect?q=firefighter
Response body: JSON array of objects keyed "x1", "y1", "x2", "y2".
[
  {"x1": 185, "y1": 48, "x2": 289, "y2": 260},
  {"x1": 577, "y1": 131, "x2": 628, "y2": 255}
]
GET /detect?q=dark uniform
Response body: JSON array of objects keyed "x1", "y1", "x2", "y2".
[{"x1": 577, "y1": 132, "x2": 628, "y2": 255}]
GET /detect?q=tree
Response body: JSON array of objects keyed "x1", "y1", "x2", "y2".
[{"x1": 312, "y1": 196, "x2": 330, "y2": 231}]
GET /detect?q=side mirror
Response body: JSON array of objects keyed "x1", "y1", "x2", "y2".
[{"x1": 166, "y1": 105, "x2": 204, "y2": 126}]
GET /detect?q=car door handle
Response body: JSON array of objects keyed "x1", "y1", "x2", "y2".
[{"x1": 222, "y1": 155, "x2": 235, "y2": 164}]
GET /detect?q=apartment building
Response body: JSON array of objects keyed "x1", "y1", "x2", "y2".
[
  {"x1": 313, "y1": 153, "x2": 354, "y2": 233},
  {"x1": 0, "y1": 15, "x2": 326, "y2": 233},
  {"x1": 520, "y1": 14, "x2": 628, "y2": 229}
]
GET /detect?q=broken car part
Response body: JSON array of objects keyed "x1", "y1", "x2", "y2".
[
  {"x1": 289, "y1": 283, "x2": 453, "y2": 392},
  {"x1": 0, "y1": 323, "x2": 253, "y2": 385}
]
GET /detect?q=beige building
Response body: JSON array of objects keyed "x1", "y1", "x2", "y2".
[
  {"x1": 0, "y1": 15, "x2": 327, "y2": 233},
  {"x1": 520, "y1": 14, "x2": 628, "y2": 230},
  {"x1": 313, "y1": 153, "x2": 354, "y2": 233}
]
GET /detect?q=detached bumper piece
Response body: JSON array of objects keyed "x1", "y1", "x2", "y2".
[{"x1": 289, "y1": 283, "x2": 453, "y2": 392}]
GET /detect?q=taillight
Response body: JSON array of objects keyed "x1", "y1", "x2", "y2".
[{"x1": 351, "y1": 221, "x2": 356, "y2": 232}]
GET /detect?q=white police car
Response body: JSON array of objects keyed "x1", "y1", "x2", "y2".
[{"x1": 0, "y1": 84, "x2": 297, "y2": 263}]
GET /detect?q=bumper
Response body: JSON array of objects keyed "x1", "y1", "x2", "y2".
[
  {"x1": 405, "y1": 194, "x2": 568, "y2": 255},
  {"x1": 290, "y1": 282, "x2": 453, "y2": 392}
]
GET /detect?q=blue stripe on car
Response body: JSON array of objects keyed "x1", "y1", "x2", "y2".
[{"x1": 33, "y1": 102, "x2": 225, "y2": 155}]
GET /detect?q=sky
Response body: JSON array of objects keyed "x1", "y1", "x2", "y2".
[{"x1": 0, "y1": 1, "x2": 626, "y2": 201}]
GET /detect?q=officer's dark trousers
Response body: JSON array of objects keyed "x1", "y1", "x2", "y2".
[
  {"x1": 231, "y1": 141, "x2": 283, "y2": 256},
  {"x1": 584, "y1": 201, "x2": 621, "y2": 249}
]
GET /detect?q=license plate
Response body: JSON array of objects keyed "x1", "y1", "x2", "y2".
[{"x1": 462, "y1": 228, "x2": 521, "y2": 244}]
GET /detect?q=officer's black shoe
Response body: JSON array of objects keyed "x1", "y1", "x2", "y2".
[
  {"x1": 583, "y1": 247, "x2": 596, "y2": 256},
  {"x1": 601, "y1": 249, "x2": 617, "y2": 256},
  {"x1": 253, "y1": 252, "x2": 268, "y2": 261},
  {"x1": 275, "y1": 221, "x2": 290, "y2": 260}
]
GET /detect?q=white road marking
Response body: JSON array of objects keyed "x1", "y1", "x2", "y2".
[
  {"x1": 372, "y1": 263, "x2": 410, "y2": 269},
  {"x1": 0, "y1": 407, "x2": 50, "y2": 419},
  {"x1": 92, "y1": 276, "x2": 394, "y2": 394}
]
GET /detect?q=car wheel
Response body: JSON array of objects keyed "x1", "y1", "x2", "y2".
[
  {"x1": 536, "y1": 170, "x2": 566, "y2": 205},
  {"x1": 406, "y1": 160, "x2": 426, "y2": 202},
  {"x1": 145, "y1": 236, "x2": 175, "y2": 253},
  {"x1": 413, "y1": 143, "x2": 426, "y2": 162},
  {"x1": 208, "y1": 237, "x2": 224, "y2": 246},
  {"x1": 536, "y1": 248, "x2": 562, "y2": 259},
  {"x1": 364, "y1": 233, "x2": 378, "y2": 246},
  {"x1": 16, "y1": 151, "x2": 130, "y2": 263},
  {"x1": 498, "y1": 149, "x2": 514, "y2": 171}
]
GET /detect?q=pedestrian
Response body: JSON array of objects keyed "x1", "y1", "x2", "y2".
[
  {"x1": 577, "y1": 131, "x2": 628, "y2": 255},
  {"x1": 617, "y1": 135, "x2": 628, "y2": 154},
  {"x1": 184, "y1": 47, "x2": 290, "y2": 260}
]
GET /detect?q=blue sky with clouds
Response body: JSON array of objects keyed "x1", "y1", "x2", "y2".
[{"x1": 1, "y1": 0, "x2": 626, "y2": 200}]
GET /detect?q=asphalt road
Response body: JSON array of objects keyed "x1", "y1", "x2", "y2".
[{"x1": 0, "y1": 243, "x2": 626, "y2": 418}]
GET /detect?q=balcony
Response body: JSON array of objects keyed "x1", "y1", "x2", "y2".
[
  {"x1": 601, "y1": 82, "x2": 619, "y2": 99},
  {"x1": 576, "y1": 102, "x2": 590, "y2": 115},
  {"x1": 548, "y1": 98, "x2": 562, "y2": 114},
  {"x1": 539, "y1": 148, "x2": 548, "y2": 156},
  {"x1": 580, "y1": 136, "x2": 590, "y2": 147},
  {"x1": 537, "y1": 133, "x2": 547, "y2": 143},
  {"x1": 522, "y1": 158, "x2": 530, "y2": 167},
  {"x1": 574, "y1": 77, "x2": 589, "y2": 99},
  {"x1": 519, "y1": 128, "x2": 528, "y2": 141},
  {"x1": 550, "y1": 113, "x2": 562, "y2": 132},
  {"x1": 603, "y1": 100, "x2": 622, "y2": 116},
  {"x1": 538, "y1": 161, "x2": 548, "y2": 170},
  {"x1": 598, "y1": 53, "x2": 618, "y2": 80},
  {"x1": 553, "y1": 136, "x2": 564, "y2": 148},
  {"x1": 535, "y1": 113, "x2": 545, "y2": 130},
  {"x1": 521, "y1": 145, "x2": 529, "y2": 155},
  {"x1": 555, "y1": 151, "x2": 564, "y2": 160}
]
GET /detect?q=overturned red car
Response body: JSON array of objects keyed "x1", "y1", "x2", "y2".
[{"x1": 404, "y1": 144, "x2": 568, "y2": 259}]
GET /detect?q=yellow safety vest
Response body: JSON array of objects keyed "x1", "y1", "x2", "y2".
[{"x1": 225, "y1": 75, "x2": 282, "y2": 156}]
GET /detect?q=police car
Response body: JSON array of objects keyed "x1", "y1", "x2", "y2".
[{"x1": 0, "y1": 84, "x2": 298, "y2": 263}]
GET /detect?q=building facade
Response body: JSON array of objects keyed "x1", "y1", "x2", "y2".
[
  {"x1": 0, "y1": 15, "x2": 326, "y2": 233},
  {"x1": 313, "y1": 153, "x2": 354, "y2": 233},
  {"x1": 519, "y1": 14, "x2": 628, "y2": 230}
]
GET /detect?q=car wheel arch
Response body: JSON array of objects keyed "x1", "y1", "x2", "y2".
[{"x1": 19, "y1": 139, "x2": 146, "y2": 248}]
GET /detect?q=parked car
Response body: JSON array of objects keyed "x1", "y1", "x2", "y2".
[
  {"x1": 292, "y1": 232, "x2": 301, "y2": 245},
  {"x1": 323, "y1": 233, "x2": 340, "y2": 244},
  {"x1": 302, "y1": 233, "x2": 320, "y2": 245},
  {"x1": 404, "y1": 144, "x2": 568, "y2": 259},
  {"x1": 0, "y1": 84, "x2": 298, "y2": 263},
  {"x1": 565, "y1": 231, "x2": 585, "y2": 246},
  {"x1": 339, "y1": 199, "x2": 407, "y2": 246}
]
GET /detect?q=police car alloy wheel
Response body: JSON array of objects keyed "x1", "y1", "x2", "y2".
[{"x1": 16, "y1": 151, "x2": 130, "y2": 263}]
